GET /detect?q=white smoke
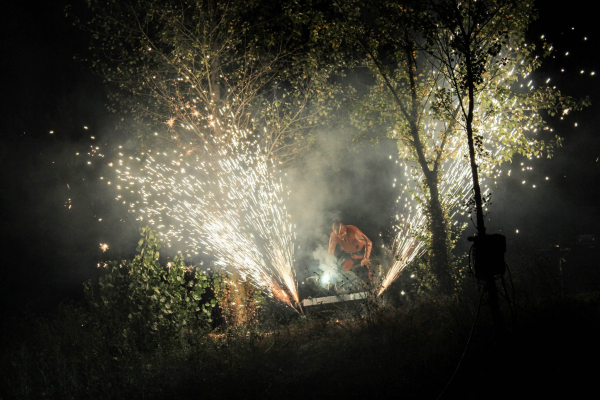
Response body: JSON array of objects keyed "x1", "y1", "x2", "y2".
[{"x1": 311, "y1": 244, "x2": 339, "y2": 279}]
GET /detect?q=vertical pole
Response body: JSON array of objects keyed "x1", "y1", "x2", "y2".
[{"x1": 465, "y1": 44, "x2": 503, "y2": 344}]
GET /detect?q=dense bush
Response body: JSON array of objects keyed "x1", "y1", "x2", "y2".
[{"x1": 83, "y1": 227, "x2": 214, "y2": 352}]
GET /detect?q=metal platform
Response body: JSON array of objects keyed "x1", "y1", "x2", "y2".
[{"x1": 302, "y1": 292, "x2": 368, "y2": 307}]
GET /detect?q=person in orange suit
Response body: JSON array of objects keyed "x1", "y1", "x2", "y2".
[{"x1": 328, "y1": 221, "x2": 373, "y2": 282}]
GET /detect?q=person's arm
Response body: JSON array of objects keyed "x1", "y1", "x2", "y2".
[
  {"x1": 356, "y1": 229, "x2": 372, "y2": 265},
  {"x1": 328, "y1": 232, "x2": 337, "y2": 256}
]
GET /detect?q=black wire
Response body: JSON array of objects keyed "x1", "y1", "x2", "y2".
[
  {"x1": 496, "y1": 287, "x2": 534, "y2": 317},
  {"x1": 505, "y1": 263, "x2": 516, "y2": 305},
  {"x1": 436, "y1": 288, "x2": 486, "y2": 400},
  {"x1": 500, "y1": 274, "x2": 517, "y2": 328},
  {"x1": 468, "y1": 243, "x2": 475, "y2": 277}
]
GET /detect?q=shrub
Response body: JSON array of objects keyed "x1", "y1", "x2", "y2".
[
  {"x1": 83, "y1": 227, "x2": 213, "y2": 352},
  {"x1": 211, "y1": 270, "x2": 267, "y2": 331}
]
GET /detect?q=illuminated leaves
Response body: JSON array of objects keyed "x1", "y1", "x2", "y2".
[
  {"x1": 79, "y1": 0, "x2": 334, "y2": 166},
  {"x1": 84, "y1": 226, "x2": 213, "y2": 349}
]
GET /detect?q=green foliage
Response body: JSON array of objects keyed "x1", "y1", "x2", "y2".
[
  {"x1": 400, "y1": 222, "x2": 467, "y2": 299},
  {"x1": 414, "y1": 0, "x2": 588, "y2": 237},
  {"x1": 84, "y1": 226, "x2": 213, "y2": 351},
  {"x1": 72, "y1": 0, "x2": 346, "y2": 166},
  {"x1": 423, "y1": 0, "x2": 589, "y2": 170},
  {"x1": 407, "y1": 254, "x2": 465, "y2": 300}
]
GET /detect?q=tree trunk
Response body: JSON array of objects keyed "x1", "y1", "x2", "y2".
[
  {"x1": 465, "y1": 54, "x2": 486, "y2": 236},
  {"x1": 425, "y1": 171, "x2": 452, "y2": 295},
  {"x1": 404, "y1": 43, "x2": 452, "y2": 295},
  {"x1": 466, "y1": 49, "x2": 503, "y2": 341},
  {"x1": 359, "y1": 27, "x2": 454, "y2": 294}
]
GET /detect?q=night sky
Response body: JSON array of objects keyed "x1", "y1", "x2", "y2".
[{"x1": 1, "y1": 1, "x2": 598, "y2": 315}]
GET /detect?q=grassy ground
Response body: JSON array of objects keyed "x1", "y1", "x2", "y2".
[{"x1": 2, "y1": 257, "x2": 599, "y2": 399}]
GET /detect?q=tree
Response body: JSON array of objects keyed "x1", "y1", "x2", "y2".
[
  {"x1": 323, "y1": 0, "x2": 468, "y2": 293},
  {"x1": 323, "y1": 0, "x2": 587, "y2": 294},
  {"x1": 74, "y1": 0, "x2": 341, "y2": 165},
  {"x1": 423, "y1": 0, "x2": 589, "y2": 236}
]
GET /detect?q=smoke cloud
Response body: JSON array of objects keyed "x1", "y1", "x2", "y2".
[{"x1": 282, "y1": 127, "x2": 400, "y2": 282}]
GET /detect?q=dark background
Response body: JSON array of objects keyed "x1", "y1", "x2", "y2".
[{"x1": 1, "y1": 1, "x2": 598, "y2": 315}]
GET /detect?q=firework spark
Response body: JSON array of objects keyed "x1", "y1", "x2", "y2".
[
  {"x1": 379, "y1": 127, "x2": 503, "y2": 295},
  {"x1": 104, "y1": 121, "x2": 300, "y2": 309},
  {"x1": 376, "y1": 31, "x2": 564, "y2": 295},
  {"x1": 378, "y1": 154, "x2": 473, "y2": 295}
]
